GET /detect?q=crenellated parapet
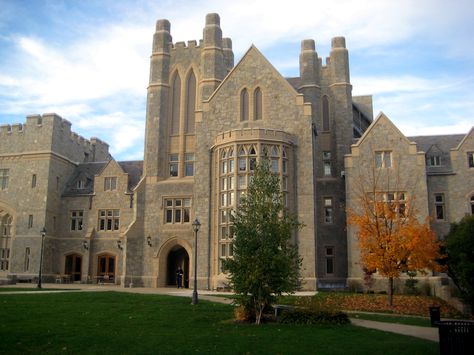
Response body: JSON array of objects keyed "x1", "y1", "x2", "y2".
[
  {"x1": 213, "y1": 128, "x2": 295, "y2": 147},
  {"x1": 144, "y1": 13, "x2": 234, "y2": 177},
  {"x1": 0, "y1": 113, "x2": 110, "y2": 163}
]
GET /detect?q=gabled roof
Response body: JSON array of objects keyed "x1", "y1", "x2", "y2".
[
  {"x1": 351, "y1": 112, "x2": 412, "y2": 148},
  {"x1": 63, "y1": 160, "x2": 143, "y2": 197},
  {"x1": 453, "y1": 126, "x2": 474, "y2": 151},
  {"x1": 206, "y1": 45, "x2": 299, "y2": 102},
  {"x1": 63, "y1": 162, "x2": 108, "y2": 196},
  {"x1": 408, "y1": 134, "x2": 466, "y2": 174},
  {"x1": 408, "y1": 135, "x2": 465, "y2": 154}
]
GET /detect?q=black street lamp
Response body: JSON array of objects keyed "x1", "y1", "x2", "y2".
[
  {"x1": 37, "y1": 227, "x2": 46, "y2": 289},
  {"x1": 191, "y1": 218, "x2": 201, "y2": 305}
]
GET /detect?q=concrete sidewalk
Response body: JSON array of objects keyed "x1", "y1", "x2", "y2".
[
  {"x1": 1, "y1": 283, "x2": 439, "y2": 342},
  {"x1": 350, "y1": 318, "x2": 438, "y2": 342}
]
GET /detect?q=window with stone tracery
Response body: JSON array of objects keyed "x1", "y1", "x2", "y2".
[{"x1": 216, "y1": 142, "x2": 290, "y2": 272}]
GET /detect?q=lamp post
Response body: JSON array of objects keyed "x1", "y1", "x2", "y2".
[
  {"x1": 37, "y1": 227, "x2": 46, "y2": 289},
  {"x1": 191, "y1": 218, "x2": 201, "y2": 305}
]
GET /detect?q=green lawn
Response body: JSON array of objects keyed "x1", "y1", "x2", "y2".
[
  {"x1": 0, "y1": 292, "x2": 438, "y2": 354},
  {"x1": 0, "y1": 287, "x2": 70, "y2": 292}
]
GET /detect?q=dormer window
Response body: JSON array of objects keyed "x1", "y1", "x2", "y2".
[
  {"x1": 76, "y1": 179, "x2": 85, "y2": 189},
  {"x1": 427, "y1": 155, "x2": 441, "y2": 166}
]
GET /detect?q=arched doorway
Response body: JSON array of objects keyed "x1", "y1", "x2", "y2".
[
  {"x1": 166, "y1": 245, "x2": 189, "y2": 288},
  {"x1": 65, "y1": 254, "x2": 82, "y2": 282}
]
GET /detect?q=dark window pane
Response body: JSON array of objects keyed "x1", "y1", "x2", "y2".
[
  {"x1": 436, "y1": 205, "x2": 444, "y2": 220},
  {"x1": 326, "y1": 258, "x2": 334, "y2": 274},
  {"x1": 166, "y1": 210, "x2": 173, "y2": 223},
  {"x1": 183, "y1": 208, "x2": 190, "y2": 223},
  {"x1": 108, "y1": 258, "x2": 115, "y2": 273}
]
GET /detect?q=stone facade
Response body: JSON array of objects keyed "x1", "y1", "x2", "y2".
[
  {"x1": 345, "y1": 113, "x2": 474, "y2": 290},
  {"x1": 1, "y1": 13, "x2": 472, "y2": 290}
]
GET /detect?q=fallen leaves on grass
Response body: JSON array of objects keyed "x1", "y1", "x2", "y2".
[{"x1": 294, "y1": 294, "x2": 463, "y2": 318}]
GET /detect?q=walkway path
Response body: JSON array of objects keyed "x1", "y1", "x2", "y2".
[
  {"x1": 350, "y1": 318, "x2": 438, "y2": 342},
  {"x1": 1, "y1": 283, "x2": 439, "y2": 342}
]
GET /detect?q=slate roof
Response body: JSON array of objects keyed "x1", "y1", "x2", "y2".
[
  {"x1": 408, "y1": 134, "x2": 465, "y2": 174},
  {"x1": 118, "y1": 160, "x2": 144, "y2": 191},
  {"x1": 63, "y1": 160, "x2": 143, "y2": 197},
  {"x1": 286, "y1": 77, "x2": 301, "y2": 90}
]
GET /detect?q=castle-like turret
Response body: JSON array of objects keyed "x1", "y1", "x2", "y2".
[
  {"x1": 222, "y1": 37, "x2": 234, "y2": 75},
  {"x1": 327, "y1": 36, "x2": 352, "y2": 173},
  {"x1": 299, "y1": 39, "x2": 322, "y2": 127},
  {"x1": 201, "y1": 13, "x2": 226, "y2": 101},
  {"x1": 144, "y1": 19, "x2": 172, "y2": 177},
  {"x1": 328, "y1": 37, "x2": 350, "y2": 84}
]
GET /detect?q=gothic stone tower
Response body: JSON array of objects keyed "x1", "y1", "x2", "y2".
[{"x1": 130, "y1": 13, "x2": 370, "y2": 290}]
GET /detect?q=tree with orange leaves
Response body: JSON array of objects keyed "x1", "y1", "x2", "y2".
[{"x1": 348, "y1": 193, "x2": 443, "y2": 306}]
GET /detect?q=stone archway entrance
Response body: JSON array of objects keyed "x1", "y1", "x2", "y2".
[{"x1": 166, "y1": 245, "x2": 189, "y2": 288}]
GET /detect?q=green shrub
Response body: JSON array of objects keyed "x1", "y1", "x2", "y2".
[
  {"x1": 278, "y1": 309, "x2": 350, "y2": 325},
  {"x1": 404, "y1": 279, "x2": 419, "y2": 294},
  {"x1": 404, "y1": 272, "x2": 420, "y2": 295}
]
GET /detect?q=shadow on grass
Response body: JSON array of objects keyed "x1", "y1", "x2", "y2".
[{"x1": 0, "y1": 291, "x2": 438, "y2": 354}]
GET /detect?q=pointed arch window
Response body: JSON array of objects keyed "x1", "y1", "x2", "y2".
[
  {"x1": 0, "y1": 214, "x2": 12, "y2": 271},
  {"x1": 322, "y1": 95, "x2": 330, "y2": 131},
  {"x1": 185, "y1": 71, "x2": 196, "y2": 134},
  {"x1": 240, "y1": 89, "x2": 249, "y2": 121},
  {"x1": 170, "y1": 73, "x2": 181, "y2": 135},
  {"x1": 254, "y1": 87, "x2": 262, "y2": 120}
]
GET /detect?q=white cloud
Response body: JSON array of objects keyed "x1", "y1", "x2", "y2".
[
  {"x1": 76, "y1": 111, "x2": 144, "y2": 157},
  {"x1": 8, "y1": 27, "x2": 149, "y2": 106},
  {"x1": 0, "y1": 0, "x2": 473, "y2": 161},
  {"x1": 355, "y1": 74, "x2": 474, "y2": 136}
]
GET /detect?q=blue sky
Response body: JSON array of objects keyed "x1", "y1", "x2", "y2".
[{"x1": 1, "y1": 0, "x2": 473, "y2": 161}]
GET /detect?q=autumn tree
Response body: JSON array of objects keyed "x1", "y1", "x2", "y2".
[
  {"x1": 347, "y1": 146, "x2": 443, "y2": 306},
  {"x1": 223, "y1": 157, "x2": 302, "y2": 324},
  {"x1": 348, "y1": 196, "x2": 443, "y2": 305}
]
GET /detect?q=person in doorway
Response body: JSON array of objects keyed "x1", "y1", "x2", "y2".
[{"x1": 176, "y1": 267, "x2": 184, "y2": 288}]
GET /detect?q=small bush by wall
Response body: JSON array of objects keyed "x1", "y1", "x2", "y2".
[{"x1": 278, "y1": 309, "x2": 350, "y2": 325}]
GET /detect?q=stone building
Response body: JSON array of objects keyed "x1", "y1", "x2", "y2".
[
  {"x1": 0, "y1": 13, "x2": 472, "y2": 290},
  {"x1": 345, "y1": 113, "x2": 474, "y2": 290}
]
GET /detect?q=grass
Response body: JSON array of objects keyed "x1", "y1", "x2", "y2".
[
  {"x1": 0, "y1": 291, "x2": 439, "y2": 354},
  {"x1": 0, "y1": 287, "x2": 70, "y2": 292}
]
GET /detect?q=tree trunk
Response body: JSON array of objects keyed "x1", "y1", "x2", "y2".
[
  {"x1": 255, "y1": 304, "x2": 263, "y2": 325},
  {"x1": 388, "y1": 277, "x2": 394, "y2": 306}
]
